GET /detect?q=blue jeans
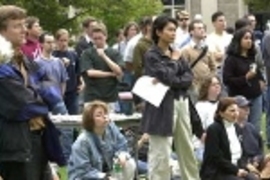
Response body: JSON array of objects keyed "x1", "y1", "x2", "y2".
[
  {"x1": 64, "y1": 92, "x2": 79, "y2": 115},
  {"x1": 248, "y1": 95, "x2": 262, "y2": 132},
  {"x1": 51, "y1": 101, "x2": 68, "y2": 115},
  {"x1": 51, "y1": 101, "x2": 73, "y2": 162},
  {"x1": 137, "y1": 160, "x2": 147, "y2": 175},
  {"x1": 58, "y1": 128, "x2": 74, "y2": 162},
  {"x1": 118, "y1": 70, "x2": 135, "y2": 115}
]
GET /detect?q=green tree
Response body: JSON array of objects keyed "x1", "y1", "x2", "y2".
[
  {"x1": 244, "y1": 0, "x2": 270, "y2": 11},
  {"x1": 0, "y1": 0, "x2": 163, "y2": 39}
]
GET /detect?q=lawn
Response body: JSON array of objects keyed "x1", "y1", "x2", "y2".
[
  {"x1": 59, "y1": 167, "x2": 67, "y2": 180},
  {"x1": 261, "y1": 114, "x2": 269, "y2": 152}
]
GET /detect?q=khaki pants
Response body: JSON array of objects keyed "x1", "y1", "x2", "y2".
[
  {"x1": 148, "y1": 97, "x2": 200, "y2": 180},
  {"x1": 188, "y1": 84, "x2": 199, "y2": 104}
]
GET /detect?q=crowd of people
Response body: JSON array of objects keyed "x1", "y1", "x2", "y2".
[{"x1": 1, "y1": 3, "x2": 270, "y2": 180}]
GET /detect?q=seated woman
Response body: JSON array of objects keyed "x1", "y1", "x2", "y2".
[
  {"x1": 194, "y1": 75, "x2": 221, "y2": 161},
  {"x1": 235, "y1": 95, "x2": 270, "y2": 179},
  {"x1": 68, "y1": 101, "x2": 136, "y2": 180},
  {"x1": 200, "y1": 97, "x2": 258, "y2": 180}
]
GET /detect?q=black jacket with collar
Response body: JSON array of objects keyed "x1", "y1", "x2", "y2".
[
  {"x1": 200, "y1": 118, "x2": 239, "y2": 180},
  {"x1": 75, "y1": 36, "x2": 93, "y2": 57},
  {"x1": 141, "y1": 45, "x2": 203, "y2": 137}
]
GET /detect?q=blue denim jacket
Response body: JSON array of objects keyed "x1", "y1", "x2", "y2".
[{"x1": 68, "y1": 122, "x2": 129, "y2": 180}]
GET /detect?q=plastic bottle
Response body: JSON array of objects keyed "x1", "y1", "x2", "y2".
[{"x1": 112, "y1": 158, "x2": 123, "y2": 180}]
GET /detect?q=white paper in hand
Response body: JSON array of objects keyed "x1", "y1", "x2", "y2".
[{"x1": 132, "y1": 76, "x2": 169, "y2": 107}]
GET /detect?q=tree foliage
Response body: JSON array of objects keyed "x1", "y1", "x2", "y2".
[
  {"x1": 0, "y1": 0, "x2": 163, "y2": 38},
  {"x1": 244, "y1": 0, "x2": 270, "y2": 12}
]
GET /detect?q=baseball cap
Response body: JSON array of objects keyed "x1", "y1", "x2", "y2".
[{"x1": 235, "y1": 95, "x2": 250, "y2": 107}]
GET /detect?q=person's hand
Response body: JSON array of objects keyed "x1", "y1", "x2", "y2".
[
  {"x1": 118, "y1": 153, "x2": 128, "y2": 167},
  {"x1": 171, "y1": 50, "x2": 181, "y2": 60},
  {"x1": 52, "y1": 174, "x2": 60, "y2": 180},
  {"x1": 214, "y1": 52, "x2": 224, "y2": 61},
  {"x1": 61, "y1": 57, "x2": 70, "y2": 66},
  {"x1": 265, "y1": 154, "x2": 270, "y2": 162},
  {"x1": 200, "y1": 133, "x2": 206, "y2": 144},
  {"x1": 247, "y1": 164, "x2": 260, "y2": 174},
  {"x1": 152, "y1": 78, "x2": 159, "y2": 84},
  {"x1": 96, "y1": 48, "x2": 106, "y2": 58},
  {"x1": 29, "y1": 117, "x2": 45, "y2": 131},
  {"x1": 245, "y1": 70, "x2": 256, "y2": 80},
  {"x1": 237, "y1": 169, "x2": 248, "y2": 177},
  {"x1": 77, "y1": 80, "x2": 85, "y2": 92},
  {"x1": 138, "y1": 133, "x2": 149, "y2": 148},
  {"x1": 135, "y1": 102, "x2": 145, "y2": 112},
  {"x1": 0, "y1": 175, "x2": 3, "y2": 180},
  {"x1": 259, "y1": 80, "x2": 267, "y2": 91}
]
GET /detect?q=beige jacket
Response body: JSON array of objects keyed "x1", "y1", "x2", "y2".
[{"x1": 181, "y1": 44, "x2": 216, "y2": 87}]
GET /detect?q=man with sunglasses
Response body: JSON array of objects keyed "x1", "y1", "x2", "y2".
[{"x1": 174, "y1": 10, "x2": 190, "y2": 49}]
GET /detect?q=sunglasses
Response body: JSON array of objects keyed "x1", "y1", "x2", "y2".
[{"x1": 179, "y1": 18, "x2": 189, "y2": 21}]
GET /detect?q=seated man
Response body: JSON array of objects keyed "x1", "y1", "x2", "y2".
[{"x1": 235, "y1": 96, "x2": 270, "y2": 179}]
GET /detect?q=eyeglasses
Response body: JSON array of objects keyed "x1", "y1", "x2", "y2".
[{"x1": 179, "y1": 18, "x2": 189, "y2": 21}]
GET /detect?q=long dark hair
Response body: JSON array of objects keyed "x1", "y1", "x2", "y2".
[
  {"x1": 151, "y1": 15, "x2": 177, "y2": 44},
  {"x1": 227, "y1": 28, "x2": 256, "y2": 57}
]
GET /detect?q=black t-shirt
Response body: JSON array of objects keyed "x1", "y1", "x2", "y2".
[{"x1": 80, "y1": 47, "x2": 124, "y2": 102}]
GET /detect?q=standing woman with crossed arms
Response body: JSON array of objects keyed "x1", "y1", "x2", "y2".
[{"x1": 141, "y1": 15, "x2": 202, "y2": 180}]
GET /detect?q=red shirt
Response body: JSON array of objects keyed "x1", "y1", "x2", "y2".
[{"x1": 21, "y1": 38, "x2": 41, "y2": 60}]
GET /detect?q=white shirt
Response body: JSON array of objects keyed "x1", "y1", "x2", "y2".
[
  {"x1": 123, "y1": 33, "x2": 143, "y2": 62},
  {"x1": 112, "y1": 41, "x2": 126, "y2": 56},
  {"x1": 174, "y1": 27, "x2": 190, "y2": 49},
  {"x1": 224, "y1": 120, "x2": 242, "y2": 165},
  {"x1": 195, "y1": 101, "x2": 218, "y2": 130},
  {"x1": 206, "y1": 31, "x2": 232, "y2": 54},
  {"x1": 188, "y1": 39, "x2": 206, "y2": 50},
  {"x1": 193, "y1": 101, "x2": 218, "y2": 148},
  {"x1": 84, "y1": 34, "x2": 92, "y2": 44},
  {"x1": 112, "y1": 43, "x2": 119, "y2": 51}
]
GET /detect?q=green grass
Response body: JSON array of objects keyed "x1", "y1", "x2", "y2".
[
  {"x1": 260, "y1": 113, "x2": 269, "y2": 153},
  {"x1": 59, "y1": 167, "x2": 67, "y2": 180}
]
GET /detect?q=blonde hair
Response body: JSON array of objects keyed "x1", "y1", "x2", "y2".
[
  {"x1": 92, "y1": 22, "x2": 108, "y2": 36},
  {"x1": 82, "y1": 101, "x2": 108, "y2": 132},
  {"x1": 55, "y1": 28, "x2": 69, "y2": 40},
  {"x1": 0, "y1": 5, "x2": 26, "y2": 31},
  {"x1": 176, "y1": 10, "x2": 189, "y2": 19}
]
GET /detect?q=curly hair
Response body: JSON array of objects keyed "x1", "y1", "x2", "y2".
[{"x1": 198, "y1": 75, "x2": 221, "y2": 101}]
